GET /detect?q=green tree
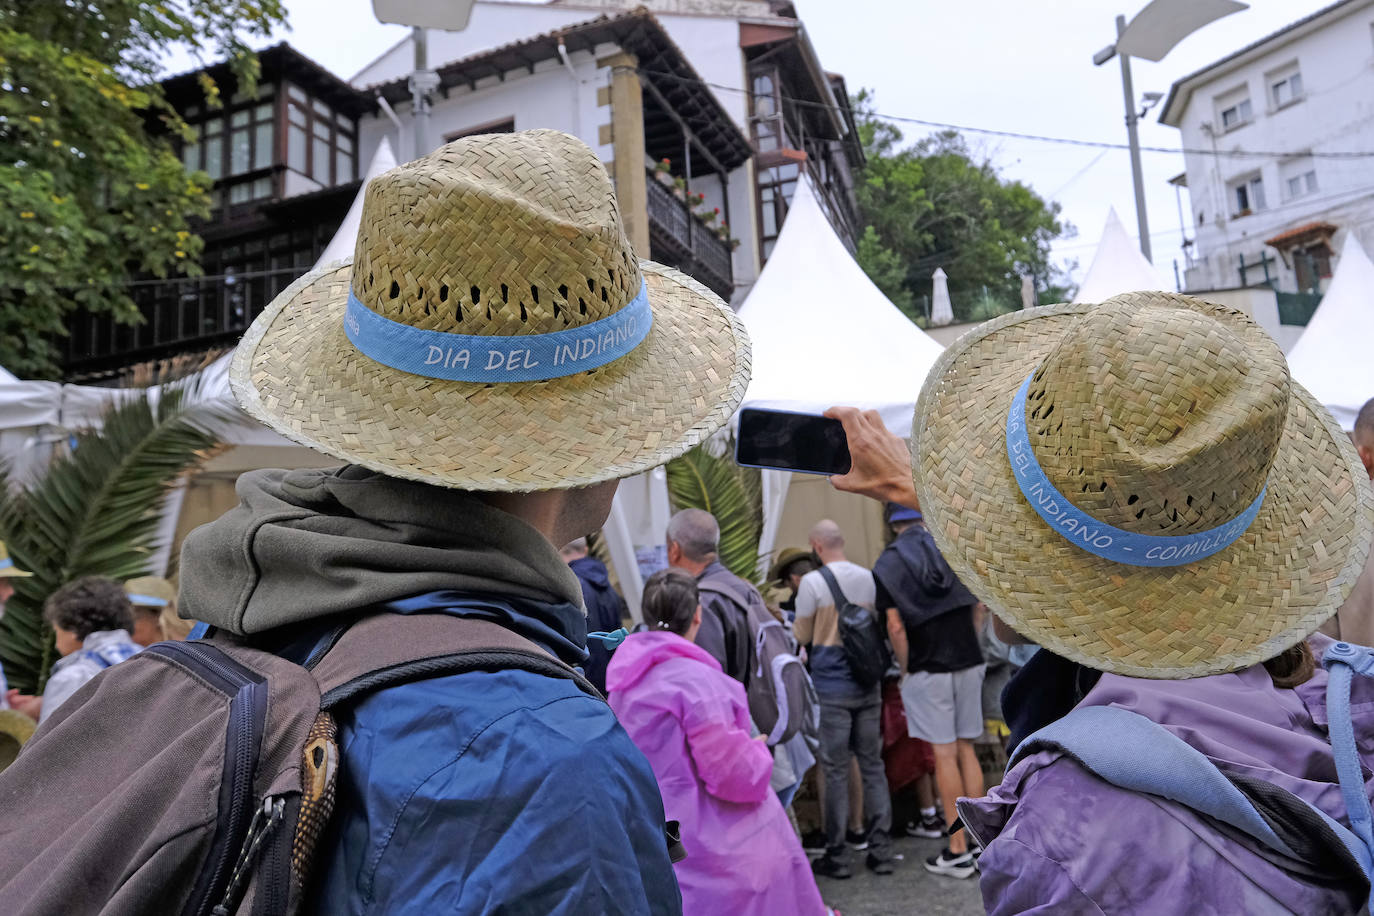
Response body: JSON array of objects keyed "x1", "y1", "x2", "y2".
[
  {"x1": 851, "y1": 90, "x2": 1073, "y2": 322},
  {"x1": 0, "y1": 0, "x2": 287, "y2": 378}
]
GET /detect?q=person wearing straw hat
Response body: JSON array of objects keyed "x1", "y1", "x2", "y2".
[
  {"x1": 1317, "y1": 396, "x2": 1374, "y2": 648},
  {"x1": 826, "y1": 291, "x2": 1374, "y2": 913},
  {"x1": 172, "y1": 130, "x2": 749, "y2": 914},
  {"x1": 123, "y1": 576, "x2": 178, "y2": 646},
  {"x1": 0, "y1": 541, "x2": 33, "y2": 717}
]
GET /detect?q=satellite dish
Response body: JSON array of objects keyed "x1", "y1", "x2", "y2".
[{"x1": 372, "y1": 0, "x2": 475, "y2": 31}]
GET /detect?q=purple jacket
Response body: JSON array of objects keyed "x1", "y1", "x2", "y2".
[
  {"x1": 607, "y1": 631, "x2": 827, "y2": 916},
  {"x1": 960, "y1": 635, "x2": 1372, "y2": 914}
]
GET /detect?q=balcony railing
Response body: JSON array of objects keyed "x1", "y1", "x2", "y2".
[
  {"x1": 62, "y1": 267, "x2": 300, "y2": 380},
  {"x1": 645, "y1": 171, "x2": 733, "y2": 300}
]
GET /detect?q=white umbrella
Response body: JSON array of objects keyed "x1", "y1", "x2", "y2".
[{"x1": 931, "y1": 267, "x2": 954, "y2": 325}]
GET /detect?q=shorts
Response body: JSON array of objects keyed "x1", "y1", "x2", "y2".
[{"x1": 899, "y1": 664, "x2": 986, "y2": 745}]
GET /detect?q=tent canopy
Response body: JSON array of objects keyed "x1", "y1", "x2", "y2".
[
  {"x1": 1073, "y1": 207, "x2": 1162, "y2": 304},
  {"x1": 1285, "y1": 232, "x2": 1374, "y2": 430},
  {"x1": 737, "y1": 179, "x2": 944, "y2": 438}
]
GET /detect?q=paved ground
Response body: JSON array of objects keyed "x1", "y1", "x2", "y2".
[{"x1": 811, "y1": 834, "x2": 985, "y2": 916}]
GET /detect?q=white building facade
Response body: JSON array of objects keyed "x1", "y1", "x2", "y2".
[
  {"x1": 350, "y1": 0, "x2": 863, "y2": 304},
  {"x1": 1159, "y1": 0, "x2": 1374, "y2": 298}
]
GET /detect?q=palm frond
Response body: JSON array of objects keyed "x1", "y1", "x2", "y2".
[
  {"x1": 0, "y1": 378, "x2": 230, "y2": 692},
  {"x1": 665, "y1": 440, "x2": 764, "y2": 584}
]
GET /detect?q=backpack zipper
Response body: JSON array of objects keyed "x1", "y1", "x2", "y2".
[{"x1": 149, "y1": 643, "x2": 267, "y2": 916}]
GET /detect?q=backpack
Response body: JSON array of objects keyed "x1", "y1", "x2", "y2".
[
  {"x1": 698, "y1": 570, "x2": 819, "y2": 749},
  {"x1": 817, "y1": 566, "x2": 889, "y2": 689},
  {"x1": 0, "y1": 612, "x2": 603, "y2": 916},
  {"x1": 994, "y1": 641, "x2": 1374, "y2": 903}
]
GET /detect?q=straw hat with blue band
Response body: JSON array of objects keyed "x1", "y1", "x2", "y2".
[
  {"x1": 230, "y1": 130, "x2": 750, "y2": 492},
  {"x1": 0, "y1": 542, "x2": 32, "y2": 578},
  {"x1": 912, "y1": 291, "x2": 1373, "y2": 679}
]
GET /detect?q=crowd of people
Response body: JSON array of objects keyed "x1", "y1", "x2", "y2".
[{"x1": 0, "y1": 129, "x2": 1370, "y2": 915}]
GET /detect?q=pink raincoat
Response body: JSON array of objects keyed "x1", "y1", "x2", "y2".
[{"x1": 607, "y1": 631, "x2": 827, "y2": 916}]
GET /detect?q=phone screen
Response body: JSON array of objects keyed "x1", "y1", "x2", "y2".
[{"x1": 735, "y1": 408, "x2": 852, "y2": 476}]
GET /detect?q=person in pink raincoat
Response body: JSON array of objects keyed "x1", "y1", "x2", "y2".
[{"x1": 608, "y1": 569, "x2": 830, "y2": 916}]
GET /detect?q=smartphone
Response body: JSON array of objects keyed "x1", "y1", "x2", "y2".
[{"x1": 735, "y1": 407, "x2": 851, "y2": 476}]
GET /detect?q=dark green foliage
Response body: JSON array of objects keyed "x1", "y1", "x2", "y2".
[
  {"x1": 851, "y1": 90, "x2": 1075, "y2": 322},
  {"x1": 665, "y1": 441, "x2": 764, "y2": 585},
  {"x1": 0, "y1": 381, "x2": 228, "y2": 691},
  {"x1": 0, "y1": 0, "x2": 287, "y2": 377}
]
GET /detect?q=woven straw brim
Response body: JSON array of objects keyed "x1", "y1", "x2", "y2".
[
  {"x1": 913, "y1": 304, "x2": 1374, "y2": 679},
  {"x1": 0, "y1": 709, "x2": 35, "y2": 768},
  {"x1": 230, "y1": 259, "x2": 750, "y2": 492}
]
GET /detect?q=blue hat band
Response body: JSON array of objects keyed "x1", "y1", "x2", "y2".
[
  {"x1": 344, "y1": 279, "x2": 652, "y2": 383},
  {"x1": 128, "y1": 593, "x2": 170, "y2": 608},
  {"x1": 1006, "y1": 371, "x2": 1264, "y2": 568}
]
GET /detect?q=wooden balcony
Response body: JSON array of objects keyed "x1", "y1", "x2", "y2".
[{"x1": 645, "y1": 171, "x2": 733, "y2": 301}]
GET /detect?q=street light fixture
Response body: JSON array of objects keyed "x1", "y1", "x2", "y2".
[
  {"x1": 1093, "y1": 0, "x2": 1247, "y2": 263},
  {"x1": 371, "y1": 0, "x2": 477, "y2": 159}
]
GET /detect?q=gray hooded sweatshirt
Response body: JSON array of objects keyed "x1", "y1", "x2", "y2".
[{"x1": 180, "y1": 466, "x2": 585, "y2": 635}]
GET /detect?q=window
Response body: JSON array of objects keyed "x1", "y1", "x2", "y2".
[
  {"x1": 1271, "y1": 69, "x2": 1303, "y2": 108},
  {"x1": 1231, "y1": 175, "x2": 1266, "y2": 215},
  {"x1": 281, "y1": 83, "x2": 355, "y2": 186},
  {"x1": 1220, "y1": 97, "x2": 1252, "y2": 129},
  {"x1": 1286, "y1": 170, "x2": 1317, "y2": 199},
  {"x1": 180, "y1": 93, "x2": 276, "y2": 182},
  {"x1": 751, "y1": 68, "x2": 781, "y2": 153}
]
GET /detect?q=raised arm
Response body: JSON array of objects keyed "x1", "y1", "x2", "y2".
[{"x1": 825, "y1": 407, "x2": 919, "y2": 510}]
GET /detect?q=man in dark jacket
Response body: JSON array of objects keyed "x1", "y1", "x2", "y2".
[
  {"x1": 561, "y1": 537, "x2": 627, "y2": 692},
  {"x1": 176, "y1": 131, "x2": 751, "y2": 914},
  {"x1": 874, "y1": 503, "x2": 986, "y2": 879},
  {"x1": 665, "y1": 508, "x2": 755, "y2": 684}
]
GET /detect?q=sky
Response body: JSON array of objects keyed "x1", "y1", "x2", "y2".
[{"x1": 185, "y1": 0, "x2": 1340, "y2": 291}]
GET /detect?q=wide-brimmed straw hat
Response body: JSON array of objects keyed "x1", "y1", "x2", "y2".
[
  {"x1": 0, "y1": 541, "x2": 31, "y2": 578},
  {"x1": 124, "y1": 576, "x2": 176, "y2": 610},
  {"x1": 231, "y1": 130, "x2": 750, "y2": 491},
  {"x1": 0, "y1": 710, "x2": 35, "y2": 772},
  {"x1": 913, "y1": 292, "x2": 1373, "y2": 679}
]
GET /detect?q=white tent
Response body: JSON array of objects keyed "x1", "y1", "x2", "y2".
[
  {"x1": 603, "y1": 179, "x2": 945, "y2": 618},
  {"x1": 1073, "y1": 207, "x2": 1161, "y2": 303},
  {"x1": 1285, "y1": 232, "x2": 1374, "y2": 429},
  {"x1": 737, "y1": 179, "x2": 946, "y2": 437}
]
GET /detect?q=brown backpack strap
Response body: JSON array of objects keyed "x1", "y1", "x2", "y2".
[{"x1": 307, "y1": 613, "x2": 602, "y2": 709}]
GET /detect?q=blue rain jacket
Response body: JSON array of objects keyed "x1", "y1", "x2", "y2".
[{"x1": 310, "y1": 592, "x2": 682, "y2": 915}]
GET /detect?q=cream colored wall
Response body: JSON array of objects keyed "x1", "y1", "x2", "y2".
[{"x1": 771, "y1": 473, "x2": 888, "y2": 568}]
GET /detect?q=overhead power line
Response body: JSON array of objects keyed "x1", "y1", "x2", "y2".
[{"x1": 638, "y1": 68, "x2": 1374, "y2": 160}]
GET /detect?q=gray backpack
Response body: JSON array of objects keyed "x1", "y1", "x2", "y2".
[
  {"x1": 698, "y1": 570, "x2": 819, "y2": 749},
  {"x1": 0, "y1": 613, "x2": 598, "y2": 916}
]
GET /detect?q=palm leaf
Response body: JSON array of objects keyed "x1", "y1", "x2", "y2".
[
  {"x1": 665, "y1": 439, "x2": 764, "y2": 584},
  {"x1": 0, "y1": 377, "x2": 230, "y2": 692}
]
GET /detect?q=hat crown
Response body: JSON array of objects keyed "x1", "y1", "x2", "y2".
[
  {"x1": 1026, "y1": 293, "x2": 1289, "y2": 536},
  {"x1": 350, "y1": 130, "x2": 641, "y2": 337}
]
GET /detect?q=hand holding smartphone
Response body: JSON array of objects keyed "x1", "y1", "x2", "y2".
[{"x1": 735, "y1": 407, "x2": 852, "y2": 476}]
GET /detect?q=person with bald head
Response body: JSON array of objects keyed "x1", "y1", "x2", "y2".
[
  {"x1": 794, "y1": 519, "x2": 894, "y2": 878},
  {"x1": 1318, "y1": 396, "x2": 1374, "y2": 647},
  {"x1": 665, "y1": 508, "x2": 759, "y2": 684}
]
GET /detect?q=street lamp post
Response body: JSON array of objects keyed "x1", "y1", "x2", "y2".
[
  {"x1": 372, "y1": 0, "x2": 477, "y2": 159},
  {"x1": 1093, "y1": 0, "x2": 1248, "y2": 263}
]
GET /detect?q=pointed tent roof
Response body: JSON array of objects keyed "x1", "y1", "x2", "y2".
[
  {"x1": 1285, "y1": 232, "x2": 1374, "y2": 429},
  {"x1": 737, "y1": 179, "x2": 945, "y2": 436},
  {"x1": 1073, "y1": 207, "x2": 1162, "y2": 303}
]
